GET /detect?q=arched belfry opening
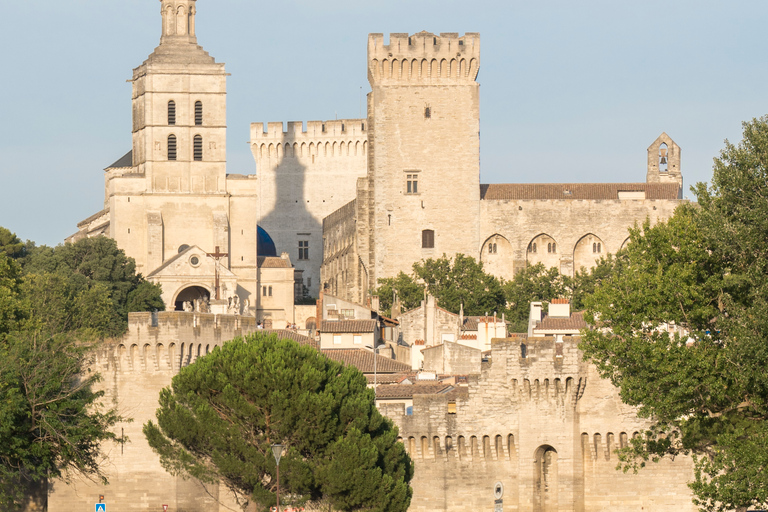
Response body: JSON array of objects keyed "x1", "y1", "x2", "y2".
[
  {"x1": 659, "y1": 142, "x2": 668, "y2": 172},
  {"x1": 533, "y1": 445, "x2": 558, "y2": 512},
  {"x1": 174, "y1": 285, "x2": 210, "y2": 311}
]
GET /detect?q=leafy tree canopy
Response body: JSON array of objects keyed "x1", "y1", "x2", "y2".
[
  {"x1": 0, "y1": 228, "x2": 24, "y2": 260},
  {"x1": 413, "y1": 254, "x2": 506, "y2": 316},
  {"x1": 144, "y1": 333, "x2": 413, "y2": 512},
  {"x1": 580, "y1": 116, "x2": 768, "y2": 512},
  {"x1": 0, "y1": 229, "x2": 156, "y2": 508},
  {"x1": 23, "y1": 236, "x2": 163, "y2": 336},
  {"x1": 502, "y1": 263, "x2": 567, "y2": 333},
  {"x1": 373, "y1": 272, "x2": 425, "y2": 317}
]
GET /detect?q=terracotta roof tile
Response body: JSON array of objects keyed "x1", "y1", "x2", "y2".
[
  {"x1": 375, "y1": 382, "x2": 454, "y2": 399},
  {"x1": 535, "y1": 311, "x2": 588, "y2": 332},
  {"x1": 551, "y1": 298, "x2": 570, "y2": 304},
  {"x1": 480, "y1": 183, "x2": 680, "y2": 201},
  {"x1": 320, "y1": 320, "x2": 377, "y2": 333},
  {"x1": 258, "y1": 256, "x2": 292, "y2": 268},
  {"x1": 322, "y1": 349, "x2": 412, "y2": 373}
]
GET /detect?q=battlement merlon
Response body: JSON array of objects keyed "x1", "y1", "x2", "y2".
[
  {"x1": 368, "y1": 32, "x2": 480, "y2": 85},
  {"x1": 250, "y1": 119, "x2": 368, "y2": 142}
]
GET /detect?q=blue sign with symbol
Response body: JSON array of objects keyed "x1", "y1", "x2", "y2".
[{"x1": 95, "y1": 504, "x2": 106, "y2": 512}]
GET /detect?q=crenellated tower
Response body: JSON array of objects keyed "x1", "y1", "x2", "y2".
[{"x1": 363, "y1": 32, "x2": 482, "y2": 290}]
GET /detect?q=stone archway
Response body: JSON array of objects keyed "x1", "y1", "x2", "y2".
[
  {"x1": 534, "y1": 445, "x2": 558, "y2": 512},
  {"x1": 526, "y1": 233, "x2": 560, "y2": 271},
  {"x1": 573, "y1": 233, "x2": 604, "y2": 273},
  {"x1": 480, "y1": 234, "x2": 514, "y2": 280},
  {"x1": 174, "y1": 285, "x2": 210, "y2": 311}
]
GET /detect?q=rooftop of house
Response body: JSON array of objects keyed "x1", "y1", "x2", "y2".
[
  {"x1": 534, "y1": 311, "x2": 588, "y2": 332},
  {"x1": 320, "y1": 319, "x2": 378, "y2": 333},
  {"x1": 322, "y1": 348, "x2": 412, "y2": 373}
]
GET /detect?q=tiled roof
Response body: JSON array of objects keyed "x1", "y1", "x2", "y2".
[
  {"x1": 462, "y1": 317, "x2": 478, "y2": 331},
  {"x1": 480, "y1": 183, "x2": 680, "y2": 201},
  {"x1": 551, "y1": 298, "x2": 570, "y2": 304},
  {"x1": 375, "y1": 382, "x2": 454, "y2": 399},
  {"x1": 535, "y1": 311, "x2": 588, "y2": 332},
  {"x1": 258, "y1": 256, "x2": 291, "y2": 268},
  {"x1": 322, "y1": 349, "x2": 412, "y2": 373},
  {"x1": 262, "y1": 329, "x2": 318, "y2": 348},
  {"x1": 365, "y1": 372, "x2": 416, "y2": 385},
  {"x1": 320, "y1": 320, "x2": 377, "y2": 333}
]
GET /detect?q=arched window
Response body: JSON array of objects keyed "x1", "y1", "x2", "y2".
[
  {"x1": 547, "y1": 242, "x2": 552, "y2": 253},
  {"x1": 552, "y1": 243, "x2": 556, "y2": 253},
  {"x1": 659, "y1": 142, "x2": 668, "y2": 172},
  {"x1": 168, "y1": 135, "x2": 177, "y2": 161},
  {"x1": 531, "y1": 243, "x2": 537, "y2": 253},
  {"x1": 422, "y1": 229, "x2": 435, "y2": 249},
  {"x1": 168, "y1": 100, "x2": 176, "y2": 125},
  {"x1": 193, "y1": 135, "x2": 203, "y2": 161},
  {"x1": 195, "y1": 101, "x2": 203, "y2": 126}
]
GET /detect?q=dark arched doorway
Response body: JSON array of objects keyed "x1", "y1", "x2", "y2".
[
  {"x1": 534, "y1": 445, "x2": 558, "y2": 512},
  {"x1": 174, "y1": 286, "x2": 210, "y2": 311}
]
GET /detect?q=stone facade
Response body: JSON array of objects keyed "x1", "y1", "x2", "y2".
[
  {"x1": 250, "y1": 120, "x2": 368, "y2": 299},
  {"x1": 320, "y1": 31, "x2": 685, "y2": 303},
  {"x1": 380, "y1": 336, "x2": 697, "y2": 512},
  {"x1": 69, "y1": 0, "x2": 296, "y2": 326}
]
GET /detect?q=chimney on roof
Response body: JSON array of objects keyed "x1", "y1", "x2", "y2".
[{"x1": 549, "y1": 299, "x2": 571, "y2": 318}]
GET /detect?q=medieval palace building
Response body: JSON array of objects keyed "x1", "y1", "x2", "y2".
[{"x1": 58, "y1": 2, "x2": 699, "y2": 511}]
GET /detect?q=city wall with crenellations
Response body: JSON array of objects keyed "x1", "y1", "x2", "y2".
[
  {"x1": 48, "y1": 312, "x2": 260, "y2": 512},
  {"x1": 380, "y1": 337, "x2": 697, "y2": 512}
]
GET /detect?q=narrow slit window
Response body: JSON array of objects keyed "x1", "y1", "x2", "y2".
[
  {"x1": 195, "y1": 101, "x2": 203, "y2": 126},
  {"x1": 194, "y1": 135, "x2": 203, "y2": 161},
  {"x1": 168, "y1": 100, "x2": 176, "y2": 125},
  {"x1": 168, "y1": 135, "x2": 177, "y2": 161}
]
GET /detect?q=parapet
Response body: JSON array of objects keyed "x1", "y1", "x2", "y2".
[
  {"x1": 250, "y1": 120, "x2": 369, "y2": 164},
  {"x1": 368, "y1": 32, "x2": 480, "y2": 85},
  {"x1": 250, "y1": 119, "x2": 367, "y2": 142}
]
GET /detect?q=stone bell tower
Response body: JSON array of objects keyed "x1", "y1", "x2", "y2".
[
  {"x1": 646, "y1": 132, "x2": 683, "y2": 198},
  {"x1": 110, "y1": 0, "x2": 232, "y2": 279}
]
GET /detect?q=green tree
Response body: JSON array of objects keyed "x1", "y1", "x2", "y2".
[
  {"x1": 0, "y1": 332, "x2": 126, "y2": 509},
  {"x1": 144, "y1": 333, "x2": 413, "y2": 512},
  {"x1": 373, "y1": 272, "x2": 425, "y2": 317},
  {"x1": 502, "y1": 263, "x2": 568, "y2": 333},
  {"x1": 0, "y1": 255, "x2": 25, "y2": 337},
  {"x1": 580, "y1": 116, "x2": 768, "y2": 512},
  {"x1": 22, "y1": 236, "x2": 163, "y2": 335},
  {"x1": 567, "y1": 255, "x2": 615, "y2": 312},
  {"x1": 0, "y1": 228, "x2": 24, "y2": 260},
  {"x1": 413, "y1": 254, "x2": 506, "y2": 316}
]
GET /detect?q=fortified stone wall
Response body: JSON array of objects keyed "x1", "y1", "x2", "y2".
[
  {"x1": 48, "y1": 312, "x2": 259, "y2": 512},
  {"x1": 381, "y1": 337, "x2": 696, "y2": 512},
  {"x1": 252, "y1": 120, "x2": 368, "y2": 298},
  {"x1": 479, "y1": 193, "x2": 683, "y2": 278},
  {"x1": 321, "y1": 199, "x2": 367, "y2": 304}
]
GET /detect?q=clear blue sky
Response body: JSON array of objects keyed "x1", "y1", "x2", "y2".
[{"x1": 1, "y1": 0, "x2": 766, "y2": 246}]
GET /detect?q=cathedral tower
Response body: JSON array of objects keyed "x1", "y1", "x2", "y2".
[
  {"x1": 130, "y1": 0, "x2": 227, "y2": 193},
  {"x1": 364, "y1": 32, "x2": 482, "y2": 288}
]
